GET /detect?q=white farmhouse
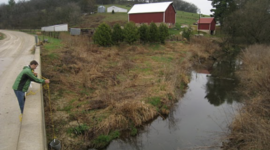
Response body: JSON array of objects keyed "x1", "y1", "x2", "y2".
[{"x1": 107, "y1": 6, "x2": 127, "y2": 13}]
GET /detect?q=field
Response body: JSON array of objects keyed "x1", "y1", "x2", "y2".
[{"x1": 40, "y1": 32, "x2": 220, "y2": 149}]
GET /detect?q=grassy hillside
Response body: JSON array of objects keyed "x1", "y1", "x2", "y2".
[{"x1": 78, "y1": 4, "x2": 206, "y2": 29}]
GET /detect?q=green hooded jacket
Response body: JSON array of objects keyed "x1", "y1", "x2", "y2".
[{"x1": 12, "y1": 65, "x2": 45, "y2": 92}]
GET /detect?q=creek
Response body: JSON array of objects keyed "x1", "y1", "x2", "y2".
[{"x1": 106, "y1": 56, "x2": 241, "y2": 150}]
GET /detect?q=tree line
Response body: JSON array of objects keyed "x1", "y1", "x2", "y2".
[
  {"x1": 211, "y1": 0, "x2": 270, "y2": 45},
  {"x1": 0, "y1": 0, "x2": 198, "y2": 29}
]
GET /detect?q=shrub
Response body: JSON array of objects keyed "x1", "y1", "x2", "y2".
[
  {"x1": 123, "y1": 22, "x2": 139, "y2": 44},
  {"x1": 182, "y1": 26, "x2": 192, "y2": 41},
  {"x1": 138, "y1": 24, "x2": 149, "y2": 43},
  {"x1": 159, "y1": 23, "x2": 169, "y2": 44},
  {"x1": 174, "y1": 23, "x2": 181, "y2": 30},
  {"x1": 112, "y1": 23, "x2": 124, "y2": 44},
  {"x1": 93, "y1": 23, "x2": 112, "y2": 46},
  {"x1": 149, "y1": 22, "x2": 159, "y2": 43}
]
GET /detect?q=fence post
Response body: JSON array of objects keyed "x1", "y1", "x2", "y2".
[{"x1": 35, "y1": 35, "x2": 38, "y2": 46}]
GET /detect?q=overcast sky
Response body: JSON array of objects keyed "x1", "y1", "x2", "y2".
[
  {"x1": 184, "y1": 0, "x2": 213, "y2": 15},
  {"x1": 0, "y1": 0, "x2": 213, "y2": 15}
]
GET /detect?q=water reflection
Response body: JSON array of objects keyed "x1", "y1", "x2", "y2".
[
  {"x1": 204, "y1": 59, "x2": 241, "y2": 106},
  {"x1": 106, "y1": 58, "x2": 241, "y2": 150}
]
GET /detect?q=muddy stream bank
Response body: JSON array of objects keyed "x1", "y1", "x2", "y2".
[{"x1": 105, "y1": 56, "x2": 241, "y2": 150}]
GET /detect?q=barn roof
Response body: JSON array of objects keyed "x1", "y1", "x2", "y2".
[
  {"x1": 198, "y1": 17, "x2": 215, "y2": 24},
  {"x1": 128, "y1": 1, "x2": 174, "y2": 14}
]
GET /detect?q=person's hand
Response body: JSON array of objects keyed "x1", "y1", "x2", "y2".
[
  {"x1": 34, "y1": 72, "x2": 38, "y2": 77},
  {"x1": 45, "y1": 79, "x2": 50, "y2": 84}
]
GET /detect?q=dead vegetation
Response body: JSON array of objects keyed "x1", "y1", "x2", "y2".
[
  {"x1": 41, "y1": 34, "x2": 221, "y2": 149},
  {"x1": 223, "y1": 45, "x2": 270, "y2": 150}
]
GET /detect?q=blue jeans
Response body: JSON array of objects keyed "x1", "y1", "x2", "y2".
[{"x1": 14, "y1": 90, "x2": 25, "y2": 114}]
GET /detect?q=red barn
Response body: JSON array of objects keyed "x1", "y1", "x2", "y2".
[
  {"x1": 197, "y1": 17, "x2": 216, "y2": 35},
  {"x1": 128, "y1": 1, "x2": 176, "y2": 27}
]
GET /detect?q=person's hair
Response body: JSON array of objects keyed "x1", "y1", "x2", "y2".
[{"x1": 30, "y1": 60, "x2": 38, "y2": 65}]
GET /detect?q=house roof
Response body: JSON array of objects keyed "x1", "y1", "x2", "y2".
[
  {"x1": 128, "y1": 1, "x2": 173, "y2": 14},
  {"x1": 198, "y1": 17, "x2": 215, "y2": 24}
]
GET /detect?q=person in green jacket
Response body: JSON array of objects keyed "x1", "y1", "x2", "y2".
[{"x1": 12, "y1": 60, "x2": 50, "y2": 120}]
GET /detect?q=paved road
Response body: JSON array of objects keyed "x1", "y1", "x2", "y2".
[{"x1": 0, "y1": 30, "x2": 35, "y2": 150}]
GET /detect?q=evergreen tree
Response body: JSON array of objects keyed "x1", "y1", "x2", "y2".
[
  {"x1": 158, "y1": 23, "x2": 169, "y2": 44},
  {"x1": 149, "y1": 22, "x2": 159, "y2": 43},
  {"x1": 211, "y1": 0, "x2": 237, "y2": 26},
  {"x1": 93, "y1": 23, "x2": 112, "y2": 46},
  {"x1": 138, "y1": 24, "x2": 149, "y2": 43},
  {"x1": 112, "y1": 23, "x2": 124, "y2": 44},
  {"x1": 123, "y1": 22, "x2": 139, "y2": 44},
  {"x1": 8, "y1": 0, "x2": 15, "y2": 7}
]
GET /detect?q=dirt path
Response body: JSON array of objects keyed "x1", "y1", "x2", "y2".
[{"x1": 0, "y1": 30, "x2": 35, "y2": 150}]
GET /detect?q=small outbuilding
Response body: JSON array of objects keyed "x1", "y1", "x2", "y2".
[
  {"x1": 197, "y1": 17, "x2": 216, "y2": 35},
  {"x1": 98, "y1": 5, "x2": 106, "y2": 13},
  {"x1": 107, "y1": 6, "x2": 127, "y2": 13},
  {"x1": 128, "y1": 1, "x2": 176, "y2": 27}
]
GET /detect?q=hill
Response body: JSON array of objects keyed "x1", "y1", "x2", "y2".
[{"x1": 76, "y1": 4, "x2": 204, "y2": 29}]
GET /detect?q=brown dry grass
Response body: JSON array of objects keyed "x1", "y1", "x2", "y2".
[
  {"x1": 224, "y1": 45, "x2": 270, "y2": 150},
  {"x1": 42, "y1": 34, "x2": 220, "y2": 149}
]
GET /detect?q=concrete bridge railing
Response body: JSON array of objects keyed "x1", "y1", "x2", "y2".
[{"x1": 17, "y1": 46, "x2": 48, "y2": 150}]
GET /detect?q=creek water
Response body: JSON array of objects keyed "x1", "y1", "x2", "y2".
[{"x1": 106, "y1": 58, "x2": 241, "y2": 150}]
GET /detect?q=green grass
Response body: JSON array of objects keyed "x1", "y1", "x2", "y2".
[
  {"x1": 101, "y1": 13, "x2": 128, "y2": 22},
  {"x1": 103, "y1": 4, "x2": 133, "y2": 11},
  {"x1": 149, "y1": 43, "x2": 161, "y2": 50},
  {"x1": 168, "y1": 28, "x2": 182, "y2": 35},
  {"x1": 151, "y1": 56, "x2": 173, "y2": 63},
  {"x1": 130, "y1": 126, "x2": 137, "y2": 136},
  {"x1": 132, "y1": 62, "x2": 152, "y2": 74},
  {"x1": 48, "y1": 53, "x2": 58, "y2": 60},
  {"x1": 39, "y1": 35, "x2": 62, "y2": 51},
  {"x1": 67, "y1": 124, "x2": 89, "y2": 136},
  {"x1": 92, "y1": 130, "x2": 120, "y2": 148},
  {"x1": 148, "y1": 97, "x2": 161, "y2": 107},
  {"x1": 176, "y1": 11, "x2": 200, "y2": 25},
  {"x1": 60, "y1": 99, "x2": 76, "y2": 112}
]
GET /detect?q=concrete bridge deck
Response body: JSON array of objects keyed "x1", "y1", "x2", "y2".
[{"x1": 0, "y1": 30, "x2": 47, "y2": 150}]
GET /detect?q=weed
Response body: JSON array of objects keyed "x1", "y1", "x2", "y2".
[
  {"x1": 224, "y1": 45, "x2": 270, "y2": 149},
  {"x1": 167, "y1": 93, "x2": 173, "y2": 100},
  {"x1": 148, "y1": 97, "x2": 161, "y2": 107},
  {"x1": 30, "y1": 46, "x2": 35, "y2": 54},
  {"x1": 130, "y1": 126, "x2": 137, "y2": 136},
  {"x1": 92, "y1": 131, "x2": 120, "y2": 148},
  {"x1": 0, "y1": 32, "x2": 5, "y2": 40},
  {"x1": 67, "y1": 124, "x2": 89, "y2": 136},
  {"x1": 42, "y1": 31, "x2": 205, "y2": 149}
]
